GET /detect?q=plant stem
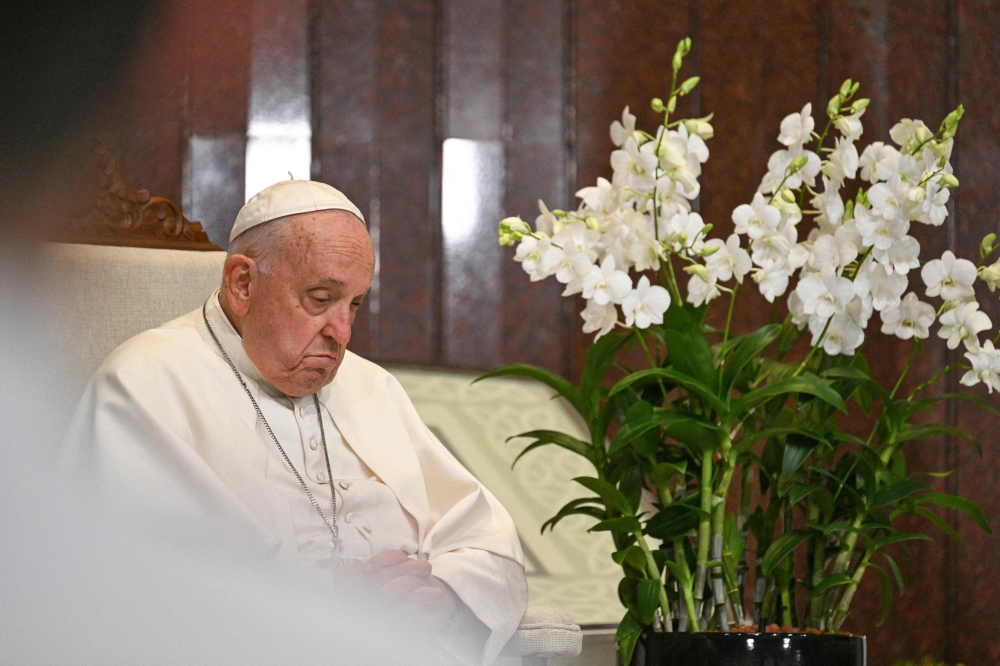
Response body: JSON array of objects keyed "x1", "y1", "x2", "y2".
[
  {"x1": 710, "y1": 435, "x2": 736, "y2": 631},
  {"x1": 807, "y1": 502, "x2": 826, "y2": 630},
  {"x1": 737, "y1": 462, "x2": 753, "y2": 617},
  {"x1": 633, "y1": 531, "x2": 674, "y2": 632},
  {"x1": 829, "y1": 551, "x2": 872, "y2": 632},
  {"x1": 890, "y1": 341, "x2": 919, "y2": 400},
  {"x1": 906, "y1": 362, "x2": 963, "y2": 401},
  {"x1": 693, "y1": 448, "x2": 714, "y2": 620},
  {"x1": 792, "y1": 316, "x2": 832, "y2": 378},
  {"x1": 665, "y1": 255, "x2": 684, "y2": 305}
]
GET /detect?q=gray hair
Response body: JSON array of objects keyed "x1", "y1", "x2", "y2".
[{"x1": 225, "y1": 216, "x2": 291, "y2": 279}]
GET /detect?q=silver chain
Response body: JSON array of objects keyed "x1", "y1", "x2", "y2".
[{"x1": 202, "y1": 301, "x2": 346, "y2": 563}]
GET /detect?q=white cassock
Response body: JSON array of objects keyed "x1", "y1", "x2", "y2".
[{"x1": 63, "y1": 291, "x2": 528, "y2": 664}]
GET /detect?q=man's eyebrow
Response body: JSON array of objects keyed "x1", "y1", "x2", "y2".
[{"x1": 314, "y1": 278, "x2": 347, "y2": 287}]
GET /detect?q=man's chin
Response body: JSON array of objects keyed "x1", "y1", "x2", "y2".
[{"x1": 280, "y1": 363, "x2": 340, "y2": 397}]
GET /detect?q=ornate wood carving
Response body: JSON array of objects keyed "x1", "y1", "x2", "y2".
[{"x1": 61, "y1": 139, "x2": 222, "y2": 251}]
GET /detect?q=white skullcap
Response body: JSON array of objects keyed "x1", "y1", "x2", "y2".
[{"x1": 230, "y1": 179, "x2": 365, "y2": 243}]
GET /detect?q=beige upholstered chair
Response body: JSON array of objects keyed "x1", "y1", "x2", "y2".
[{"x1": 44, "y1": 243, "x2": 583, "y2": 664}]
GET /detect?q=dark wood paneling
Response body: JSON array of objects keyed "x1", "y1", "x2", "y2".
[
  {"x1": 954, "y1": 2, "x2": 1000, "y2": 664},
  {"x1": 501, "y1": 0, "x2": 573, "y2": 375}
]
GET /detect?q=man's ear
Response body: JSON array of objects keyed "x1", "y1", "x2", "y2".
[{"x1": 222, "y1": 254, "x2": 255, "y2": 317}]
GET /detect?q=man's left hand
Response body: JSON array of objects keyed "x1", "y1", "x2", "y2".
[{"x1": 356, "y1": 550, "x2": 461, "y2": 630}]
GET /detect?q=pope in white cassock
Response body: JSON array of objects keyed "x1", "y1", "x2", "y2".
[{"x1": 64, "y1": 180, "x2": 529, "y2": 664}]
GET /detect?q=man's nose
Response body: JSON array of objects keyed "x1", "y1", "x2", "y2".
[{"x1": 321, "y1": 305, "x2": 352, "y2": 345}]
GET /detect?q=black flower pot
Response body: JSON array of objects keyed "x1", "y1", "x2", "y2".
[{"x1": 632, "y1": 631, "x2": 867, "y2": 666}]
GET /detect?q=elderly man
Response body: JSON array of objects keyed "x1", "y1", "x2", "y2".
[{"x1": 64, "y1": 180, "x2": 528, "y2": 664}]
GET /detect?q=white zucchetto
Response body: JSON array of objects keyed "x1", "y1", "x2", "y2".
[{"x1": 231, "y1": 179, "x2": 365, "y2": 243}]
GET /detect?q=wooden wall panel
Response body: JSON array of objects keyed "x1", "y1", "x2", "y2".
[
  {"x1": 501, "y1": 0, "x2": 574, "y2": 374},
  {"x1": 954, "y1": 2, "x2": 1000, "y2": 663}
]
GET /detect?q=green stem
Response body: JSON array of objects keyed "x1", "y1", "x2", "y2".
[
  {"x1": 829, "y1": 551, "x2": 872, "y2": 632},
  {"x1": 792, "y1": 316, "x2": 832, "y2": 378},
  {"x1": 634, "y1": 531, "x2": 673, "y2": 632},
  {"x1": 665, "y1": 255, "x2": 684, "y2": 305},
  {"x1": 693, "y1": 448, "x2": 714, "y2": 619},
  {"x1": 889, "y1": 340, "x2": 920, "y2": 400},
  {"x1": 906, "y1": 362, "x2": 964, "y2": 401}
]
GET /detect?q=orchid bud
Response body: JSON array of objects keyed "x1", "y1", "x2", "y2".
[
  {"x1": 651, "y1": 97, "x2": 665, "y2": 113},
  {"x1": 827, "y1": 94, "x2": 842, "y2": 119},
  {"x1": 666, "y1": 96, "x2": 677, "y2": 114},
  {"x1": 906, "y1": 186, "x2": 927, "y2": 204},
  {"x1": 699, "y1": 245, "x2": 721, "y2": 257},
  {"x1": 682, "y1": 118, "x2": 714, "y2": 139},
  {"x1": 551, "y1": 209, "x2": 567, "y2": 217},
  {"x1": 849, "y1": 81, "x2": 860, "y2": 96},
  {"x1": 940, "y1": 104, "x2": 965, "y2": 140},
  {"x1": 781, "y1": 188, "x2": 797, "y2": 203},
  {"x1": 700, "y1": 223, "x2": 713, "y2": 236},
  {"x1": 788, "y1": 155, "x2": 809, "y2": 174},
  {"x1": 855, "y1": 187, "x2": 869, "y2": 207},
  {"x1": 839, "y1": 79, "x2": 853, "y2": 96},
  {"x1": 979, "y1": 261, "x2": 1000, "y2": 292},
  {"x1": 683, "y1": 263, "x2": 710, "y2": 282},
  {"x1": 678, "y1": 76, "x2": 700, "y2": 96},
  {"x1": 584, "y1": 216, "x2": 601, "y2": 231},
  {"x1": 914, "y1": 125, "x2": 933, "y2": 144},
  {"x1": 850, "y1": 98, "x2": 870, "y2": 113},
  {"x1": 980, "y1": 233, "x2": 996, "y2": 260},
  {"x1": 938, "y1": 173, "x2": 960, "y2": 188},
  {"x1": 498, "y1": 216, "x2": 531, "y2": 246},
  {"x1": 844, "y1": 199, "x2": 855, "y2": 222}
]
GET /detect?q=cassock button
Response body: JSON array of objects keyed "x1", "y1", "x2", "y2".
[
  {"x1": 309, "y1": 438, "x2": 318, "y2": 450},
  {"x1": 339, "y1": 481, "x2": 351, "y2": 490},
  {"x1": 298, "y1": 405, "x2": 307, "y2": 417},
  {"x1": 317, "y1": 471, "x2": 327, "y2": 482},
  {"x1": 345, "y1": 512, "x2": 357, "y2": 523},
  {"x1": 362, "y1": 525, "x2": 373, "y2": 534}
]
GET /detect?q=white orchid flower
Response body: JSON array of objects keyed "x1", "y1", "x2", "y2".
[
  {"x1": 704, "y1": 234, "x2": 752, "y2": 283},
  {"x1": 752, "y1": 257, "x2": 790, "y2": 303},
  {"x1": 921, "y1": 250, "x2": 977, "y2": 302},
  {"x1": 916, "y1": 180, "x2": 950, "y2": 226},
  {"x1": 576, "y1": 177, "x2": 618, "y2": 214},
  {"x1": 979, "y1": 259, "x2": 1000, "y2": 292},
  {"x1": 623, "y1": 275, "x2": 672, "y2": 328},
  {"x1": 858, "y1": 142, "x2": 901, "y2": 184},
  {"x1": 880, "y1": 292, "x2": 936, "y2": 340},
  {"x1": 610, "y1": 136, "x2": 657, "y2": 193},
  {"x1": 686, "y1": 271, "x2": 721, "y2": 307},
  {"x1": 867, "y1": 175, "x2": 913, "y2": 221},
  {"x1": 873, "y1": 234, "x2": 920, "y2": 275},
  {"x1": 759, "y1": 146, "x2": 822, "y2": 193},
  {"x1": 553, "y1": 222, "x2": 601, "y2": 261},
  {"x1": 961, "y1": 340, "x2": 1000, "y2": 393},
  {"x1": 582, "y1": 255, "x2": 632, "y2": 305},
  {"x1": 750, "y1": 224, "x2": 797, "y2": 266},
  {"x1": 662, "y1": 209, "x2": 706, "y2": 253},
  {"x1": 854, "y1": 204, "x2": 909, "y2": 251},
  {"x1": 854, "y1": 258, "x2": 908, "y2": 311},
  {"x1": 787, "y1": 290, "x2": 809, "y2": 329},
  {"x1": 581, "y1": 299, "x2": 619, "y2": 340},
  {"x1": 627, "y1": 229, "x2": 665, "y2": 272},
  {"x1": 534, "y1": 200, "x2": 559, "y2": 236},
  {"x1": 834, "y1": 108, "x2": 865, "y2": 141},
  {"x1": 889, "y1": 118, "x2": 933, "y2": 154},
  {"x1": 823, "y1": 136, "x2": 859, "y2": 184},
  {"x1": 778, "y1": 103, "x2": 815, "y2": 147},
  {"x1": 514, "y1": 235, "x2": 557, "y2": 281},
  {"x1": 938, "y1": 301, "x2": 992, "y2": 350},
  {"x1": 796, "y1": 268, "x2": 855, "y2": 319},
  {"x1": 806, "y1": 233, "x2": 856, "y2": 275},
  {"x1": 812, "y1": 181, "x2": 845, "y2": 229},
  {"x1": 610, "y1": 106, "x2": 637, "y2": 147},
  {"x1": 656, "y1": 124, "x2": 708, "y2": 199},
  {"x1": 809, "y1": 306, "x2": 865, "y2": 356},
  {"x1": 732, "y1": 192, "x2": 782, "y2": 241}
]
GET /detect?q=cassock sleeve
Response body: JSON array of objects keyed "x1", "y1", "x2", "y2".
[{"x1": 383, "y1": 376, "x2": 528, "y2": 665}]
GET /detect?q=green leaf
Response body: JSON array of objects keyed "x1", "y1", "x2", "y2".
[
  {"x1": 781, "y1": 433, "x2": 823, "y2": 479},
  {"x1": 730, "y1": 372, "x2": 847, "y2": 419},
  {"x1": 871, "y1": 563, "x2": 894, "y2": 626},
  {"x1": 637, "y1": 579, "x2": 660, "y2": 625},
  {"x1": 649, "y1": 462, "x2": 688, "y2": 489},
  {"x1": 722, "y1": 324, "x2": 782, "y2": 396},
  {"x1": 912, "y1": 506, "x2": 966, "y2": 552},
  {"x1": 665, "y1": 559, "x2": 692, "y2": 585},
  {"x1": 612, "y1": 545, "x2": 648, "y2": 572},
  {"x1": 872, "y1": 532, "x2": 934, "y2": 550},
  {"x1": 896, "y1": 423, "x2": 982, "y2": 455},
  {"x1": 476, "y1": 364, "x2": 586, "y2": 419},
  {"x1": 663, "y1": 415, "x2": 727, "y2": 454},
  {"x1": 590, "y1": 516, "x2": 643, "y2": 534},
  {"x1": 509, "y1": 430, "x2": 596, "y2": 467},
  {"x1": 868, "y1": 478, "x2": 928, "y2": 511},
  {"x1": 645, "y1": 498, "x2": 707, "y2": 541},
  {"x1": 615, "y1": 611, "x2": 643, "y2": 666},
  {"x1": 610, "y1": 368, "x2": 726, "y2": 415},
  {"x1": 808, "y1": 573, "x2": 853, "y2": 599},
  {"x1": 580, "y1": 331, "x2": 630, "y2": 419},
  {"x1": 881, "y1": 552, "x2": 904, "y2": 595},
  {"x1": 761, "y1": 529, "x2": 810, "y2": 578},
  {"x1": 786, "y1": 483, "x2": 821, "y2": 507},
  {"x1": 610, "y1": 408, "x2": 676, "y2": 454},
  {"x1": 777, "y1": 313, "x2": 806, "y2": 359},
  {"x1": 574, "y1": 476, "x2": 634, "y2": 516},
  {"x1": 916, "y1": 493, "x2": 992, "y2": 533},
  {"x1": 540, "y1": 498, "x2": 605, "y2": 533},
  {"x1": 662, "y1": 303, "x2": 716, "y2": 386}
]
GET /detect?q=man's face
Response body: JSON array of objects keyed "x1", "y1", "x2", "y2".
[{"x1": 241, "y1": 211, "x2": 374, "y2": 397}]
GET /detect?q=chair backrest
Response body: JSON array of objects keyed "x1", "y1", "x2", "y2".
[{"x1": 42, "y1": 243, "x2": 226, "y2": 398}]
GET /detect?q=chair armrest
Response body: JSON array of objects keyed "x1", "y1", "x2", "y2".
[{"x1": 500, "y1": 606, "x2": 582, "y2": 660}]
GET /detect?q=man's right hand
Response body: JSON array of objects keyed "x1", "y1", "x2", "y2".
[{"x1": 357, "y1": 549, "x2": 432, "y2": 596}]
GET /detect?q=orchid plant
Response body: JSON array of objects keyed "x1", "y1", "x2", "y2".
[{"x1": 484, "y1": 38, "x2": 996, "y2": 665}]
